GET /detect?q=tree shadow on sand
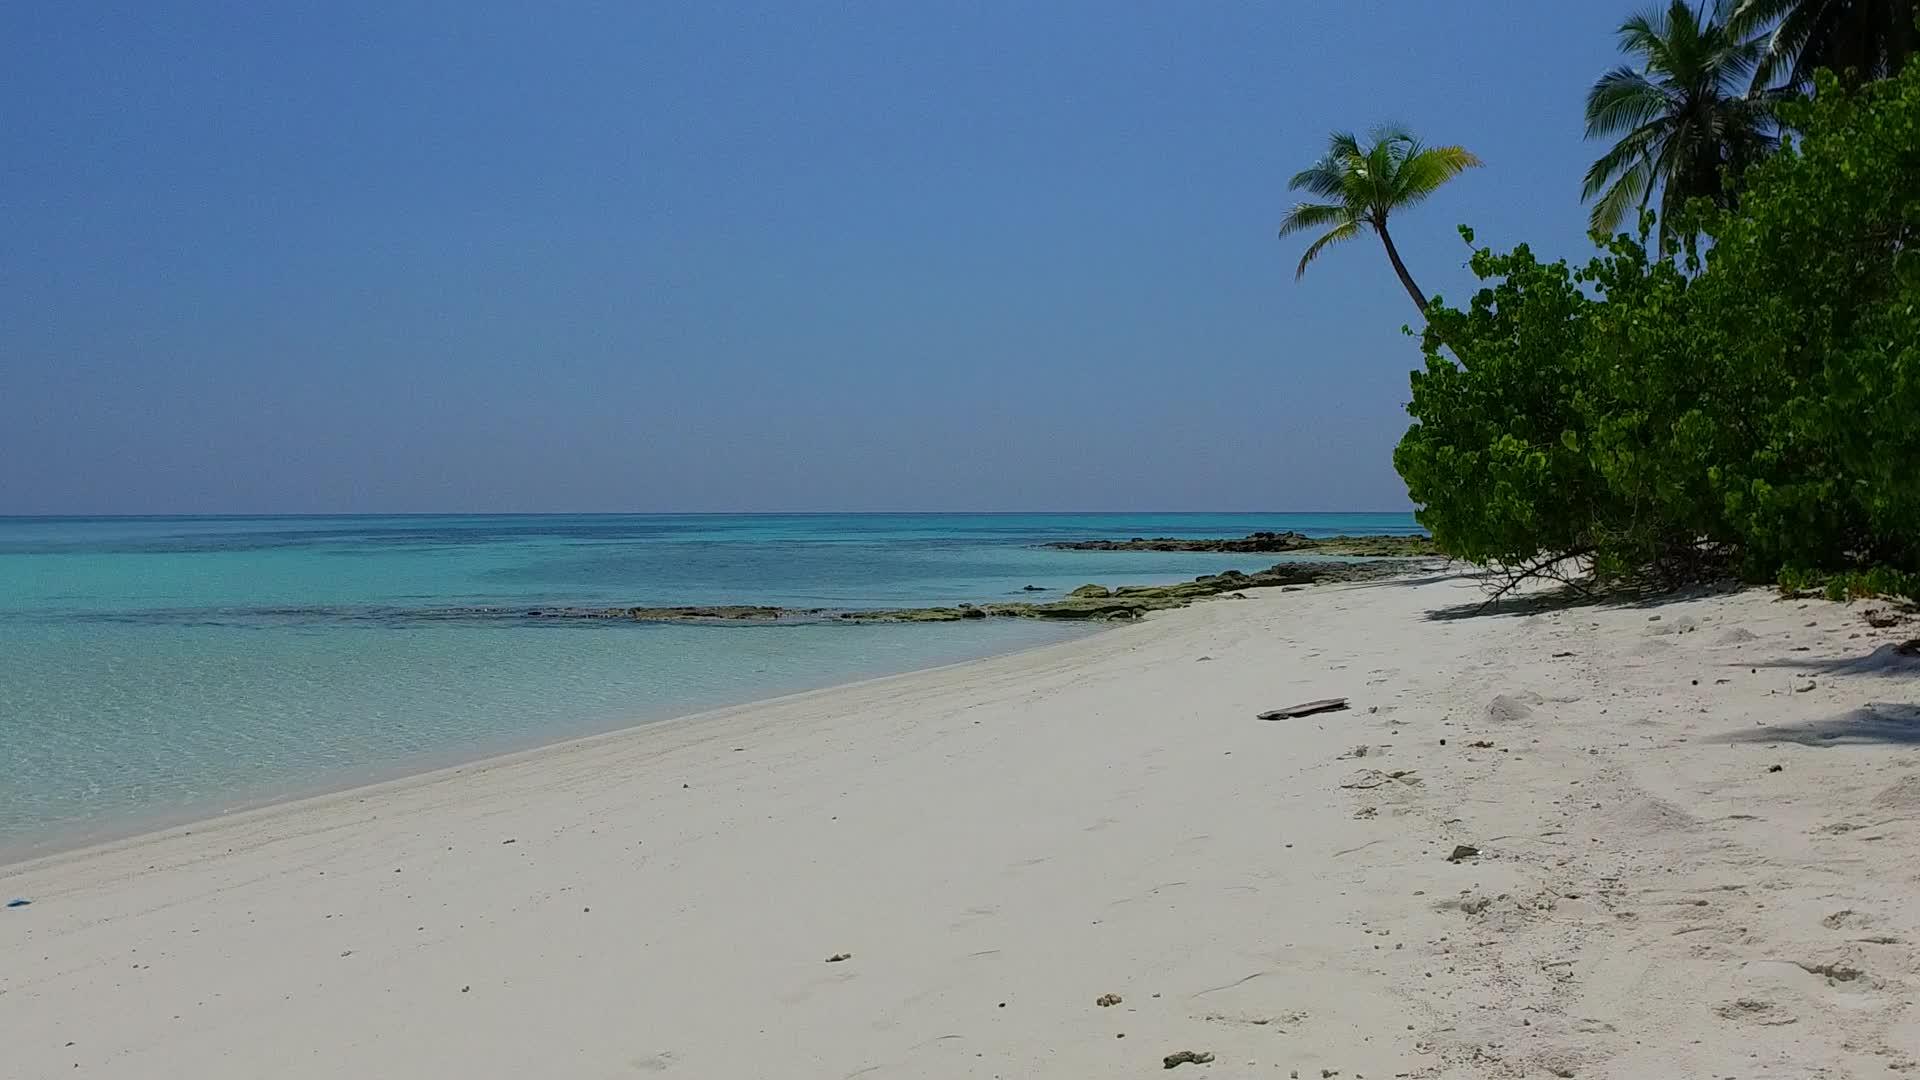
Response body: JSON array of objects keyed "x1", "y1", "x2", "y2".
[
  {"x1": 1706, "y1": 702, "x2": 1920, "y2": 747},
  {"x1": 1410, "y1": 575, "x2": 1746, "y2": 622},
  {"x1": 1743, "y1": 640, "x2": 1920, "y2": 679}
]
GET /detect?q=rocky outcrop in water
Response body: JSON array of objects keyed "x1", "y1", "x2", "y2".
[
  {"x1": 385, "y1": 558, "x2": 1430, "y2": 626},
  {"x1": 838, "y1": 560, "x2": 1420, "y2": 622},
  {"x1": 522, "y1": 605, "x2": 794, "y2": 622},
  {"x1": 1042, "y1": 531, "x2": 1436, "y2": 557}
]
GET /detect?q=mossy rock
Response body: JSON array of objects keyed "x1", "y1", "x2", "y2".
[
  {"x1": 622, "y1": 605, "x2": 788, "y2": 621},
  {"x1": 1067, "y1": 584, "x2": 1112, "y2": 599},
  {"x1": 837, "y1": 607, "x2": 971, "y2": 623}
]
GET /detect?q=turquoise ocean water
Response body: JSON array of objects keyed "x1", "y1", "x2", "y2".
[{"x1": 0, "y1": 513, "x2": 1418, "y2": 857}]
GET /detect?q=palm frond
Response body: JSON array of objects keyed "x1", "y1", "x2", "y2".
[
  {"x1": 1276, "y1": 201, "x2": 1357, "y2": 240},
  {"x1": 1619, "y1": 3, "x2": 1679, "y2": 71},
  {"x1": 1294, "y1": 219, "x2": 1366, "y2": 280},
  {"x1": 1585, "y1": 67, "x2": 1673, "y2": 137},
  {"x1": 1728, "y1": 0, "x2": 1792, "y2": 36},
  {"x1": 1287, "y1": 158, "x2": 1349, "y2": 200},
  {"x1": 1582, "y1": 122, "x2": 1665, "y2": 200},
  {"x1": 1394, "y1": 145, "x2": 1485, "y2": 207},
  {"x1": 1730, "y1": 0, "x2": 1799, "y2": 86},
  {"x1": 1326, "y1": 130, "x2": 1364, "y2": 163},
  {"x1": 1708, "y1": 25, "x2": 1768, "y2": 89},
  {"x1": 1589, "y1": 156, "x2": 1657, "y2": 234}
]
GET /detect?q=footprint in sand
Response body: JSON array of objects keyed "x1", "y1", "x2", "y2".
[
  {"x1": 1791, "y1": 958, "x2": 1874, "y2": 988},
  {"x1": 1822, "y1": 908, "x2": 1875, "y2": 930}
]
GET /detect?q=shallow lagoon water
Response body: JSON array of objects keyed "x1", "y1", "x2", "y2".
[{"x1": 0, "y1": 512, "x2": 1418, "y2": 855}]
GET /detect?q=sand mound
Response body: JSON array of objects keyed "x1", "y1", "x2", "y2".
[
  {"x1": 1869, "y1": 773, "x2": 1920, "y2": 812},
  {"x1": 1618, "y1": 795, "x2": 1700, "y2": 833},
  {"x1": 1486, "y1": 692, "x2": 1542, "y2": 723}
]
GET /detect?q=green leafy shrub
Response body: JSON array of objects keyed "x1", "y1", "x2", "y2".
[{"x1": 1396, "y1": 64, "x2": 1920, "y2": 595}]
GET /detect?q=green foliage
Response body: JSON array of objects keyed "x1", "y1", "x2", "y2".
[
  {"x1": 1779, "y1": 566, "x2": 1920, "y2": 602},
  {"x1": 1733, "y1": 0, "x2": 1919, "y2": 89},
  {"x1": 1397, "y1": 62, "x2": 1920, "y2": 594},
  {"x1": 1583, "y1": 0, "x2": 1779, "y2": 239}
]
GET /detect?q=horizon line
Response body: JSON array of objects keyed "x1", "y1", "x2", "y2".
[{"x1": 0, "y1": 509, "x2": 1421, "y2": 520}]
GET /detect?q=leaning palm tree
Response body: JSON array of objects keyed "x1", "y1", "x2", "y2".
[
  {"x1": 1583, "y1": 0, "x2": 1779, "y2": 241},
  {"x1": 1277, "y1": 125, "x2": 1482, "y2": 315},
  {"x1": 1733, "y1": 0, "x2": 1917, "y2": 88}
]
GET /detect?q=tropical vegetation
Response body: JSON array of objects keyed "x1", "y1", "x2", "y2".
[
  {"x1": 1735, "y1": 0, "x2": 1918, "y2": 88},
  {"x1": 1275, "y1": 126, "x2": 1481, "y2": 314},
  {"x1": 1275, "y1": 5, "x2": 1920, "y2": 598},
  {"x1": 1395, "y1": 63, "x2": 1920, "y2": 597},
  {"x1": 1581, "y1": 0, "x2": 1778, "y2": 240}
]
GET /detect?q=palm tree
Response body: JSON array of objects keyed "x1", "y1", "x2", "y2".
[
  {"x1": 1583, "y1": 0, "x2": 1778, "y2": 242},
  {"x1": 1733, "y1": 0, "x2": 1917, "y2": 88},
  {"x1": 1277, "y1": 125, "x2": 1482, "y2": 315}
]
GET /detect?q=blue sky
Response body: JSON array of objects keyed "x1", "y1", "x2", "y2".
[{"x1": 1, "y1": 2, "x2": 1623, "y2": 514}]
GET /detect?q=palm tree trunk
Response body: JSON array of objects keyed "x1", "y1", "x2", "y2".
[{"x1": 1375, "y1": 220, "x2": 1428, "y2": 314}]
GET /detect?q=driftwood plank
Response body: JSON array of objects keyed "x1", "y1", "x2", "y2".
[{"x1": 1258, "y1": 697, "x2": 1350, "y2": 721}]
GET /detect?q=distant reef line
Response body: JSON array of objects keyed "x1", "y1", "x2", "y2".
[
  {"x1": 1040, "y1": 531, "x2": 1435, "y2": 557},
  {"x1": 151, "y1": 534, "x2": 1441, "y2": 628},
  {"x1": 512, "y1": 556, "x2": 1432, "y2": 625}
]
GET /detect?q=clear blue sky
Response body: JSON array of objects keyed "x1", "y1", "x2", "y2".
[{"x1": 1, "y1": 2, "x2": 1623, "y2": 514}]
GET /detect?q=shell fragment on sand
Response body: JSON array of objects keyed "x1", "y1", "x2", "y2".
[{"x1": 1259, "y1": 698, "x2": 1350, "y2": 720}]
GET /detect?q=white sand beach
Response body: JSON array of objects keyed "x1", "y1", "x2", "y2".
[{"x1": 4, "y1": 570, "x2": 1918, "y2": 1078}]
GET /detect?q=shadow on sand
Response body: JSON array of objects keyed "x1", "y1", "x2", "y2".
[
  {"x1": 1741, "y1": 641, "x2": 1920, "y2": 680},
  {"x1": 1410, "y1": 574, "x2": 1748, "y2": 623},
  {"x1": 1707, "y1": 702, "x2": 1920, "y2": 747}
]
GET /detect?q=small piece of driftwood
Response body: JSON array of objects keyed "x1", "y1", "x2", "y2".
[{"x1": 1258, "y1": 697, "x2": 1350, "y2": 720}]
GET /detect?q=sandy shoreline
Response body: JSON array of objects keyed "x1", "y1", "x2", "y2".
[
  {"x1": 4, "y1": 570, "x2": 1918, "y2": 1077},
  {"x1": 0, "y1": 621, "x2": 1104, "y2": 869}
]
